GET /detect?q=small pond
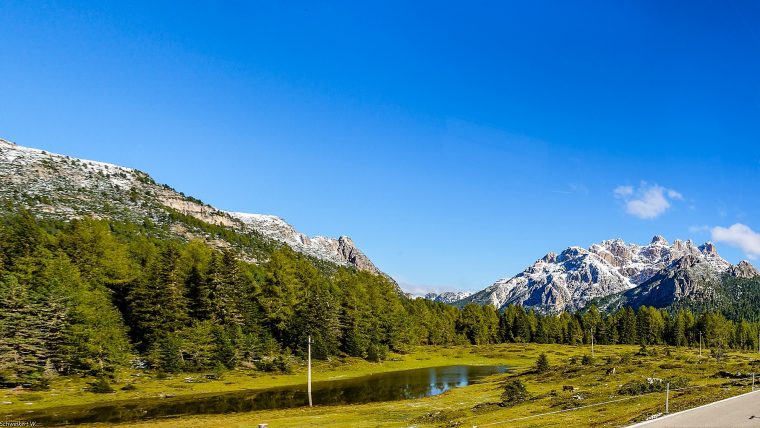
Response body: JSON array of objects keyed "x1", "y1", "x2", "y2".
[{"x1": 6, "y1": 365, "x2": 507, "y2": 425}]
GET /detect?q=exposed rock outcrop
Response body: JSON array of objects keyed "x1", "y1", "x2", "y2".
[{"x1": 727, "y1": 260, "x2": 760, "y2": 279}]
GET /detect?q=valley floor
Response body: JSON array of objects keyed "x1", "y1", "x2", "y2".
[{"x1": 4, "y1": 344, "x2": 760, "y2": 427}]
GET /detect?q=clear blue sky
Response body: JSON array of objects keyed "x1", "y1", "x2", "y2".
[{"x1": 2, "y1": 1, "x2": 759, "y2": 294}]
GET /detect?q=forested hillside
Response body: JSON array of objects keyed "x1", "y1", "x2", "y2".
[
  {"x1": 2, "y1": 208, "x2": 760, "y2": 389},
  {"x1": 0, "y1": 140, "x2": 381, "y2": 275},
  {"x1": 0, "y1": 208, "x2": 414, "y2": 385}
]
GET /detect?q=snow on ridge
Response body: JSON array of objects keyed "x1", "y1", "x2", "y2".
[
  {"x1": 227, "y1": 211, "x2": 354, "y2": 267},
  {"x1": 0, "y1": 138, "x2": 139, "y2": 196},
  {"x1": 424, "y1": 291, "x2": 473, "y2": 304},
  {"x1": 1, "y1": 138, "x2": 138, "y2": 191},
  {"x1": 0, "y1": 138, "x2": 135, "y2": 174},
  {"x1": 229, "y1": 212, "x2": 290, "y2": 229},
  {"x1": 466, "y1": 235, "x2": 733, "y2": 313}
]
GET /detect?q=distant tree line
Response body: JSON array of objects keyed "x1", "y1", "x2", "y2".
[
  {"x1": 1, "y1": 209, "x2": 758, "y2": 388},
  {"x1": 488, "y1": 303, "x2": 755, "y2": 353}
]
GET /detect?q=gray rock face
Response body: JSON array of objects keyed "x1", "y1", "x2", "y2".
[
  {"x1": 604, "y1": 255, "x2": 723, "y2": 310},
  {"x1": 727, "y1": 261, "x2": 760, "y2": 279},
  {"x1": 0, "y1": 138, "x2": 382, "y2": 274},
  {"x1": 462, "y1": 236, "x2": 732, "y2": 313},
  {"x1": 337, "y1": 236, "x2": 379, "y2": 273}
]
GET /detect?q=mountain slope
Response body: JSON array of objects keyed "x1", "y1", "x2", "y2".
[
  {"x1": 597, "y1": 254, "x2": 723, "y2": 310},
  {"x1": 597, "y1": 256, "x2": 760, "y2": 314},
  {"x1": 0, "y1": 138, "x2": 381, "y2": 274},
  {"x1": 462, "y1": 236, "x2": 738, "y2": 313}
]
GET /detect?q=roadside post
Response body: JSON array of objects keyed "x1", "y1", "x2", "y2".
[
  {"x1": 308, "y1": 335, "x2": 313, "y2": 407},
  {"x1": 665, "y1": 382, "x2": 670, "y2": 414}
]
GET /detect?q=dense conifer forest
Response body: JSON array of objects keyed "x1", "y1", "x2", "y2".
[{"x1": 1, "y1": 209, "x2": 759, "y2": 388}]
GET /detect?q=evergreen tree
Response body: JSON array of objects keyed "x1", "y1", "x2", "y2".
[
  {"x1": 618, "y1": 307, "x2": 638, "y2": 344},
  {"x1": 290, "y1": 279, "x2": 341, "y2": 359},
  {"x1": 212, "y1": 324, "x2": 240, "y2": 369},
  {"x1": 258, "y1": 249, "x2": 299, "y2": 341},
  {"x1": 0, "y1": 209, "x2": 43, "y2": 270},
  {"x1": 148, "y1": 333, "x2": 184, "y2": 373},
  {"x1": 186, "y1": 265, "x2": 211, "y2": 321},
  {"x1": 339, "y1": 271, "x2": 372, "y2": 356},
  {"x1": 672, "y1": 310, "x2": 687, "y2": 347},
  {"x1": 457, "y1": 304, "x2": 487, "y2": 345},
  {"x1": 535, "y1": 352, "x2": 550, "y2": 373},
  {"x1": 126, "y1": 244, "x2": 188, "y2": 350},
  {"x1": 0, "y1": 274, "x2": 56, "y2": 385}
]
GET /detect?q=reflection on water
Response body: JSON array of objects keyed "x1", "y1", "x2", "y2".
[{"x1": 8, "y1": 365, "x2": 506, "y2": 425}]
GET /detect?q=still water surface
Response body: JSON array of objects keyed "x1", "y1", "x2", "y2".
[{"x1": 14, "y1": 365, "x2": 507, "y2": 425}]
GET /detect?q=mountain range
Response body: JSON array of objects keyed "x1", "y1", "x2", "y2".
[
  {"x1": 3, "y1": 138, "x2": 757, "y2": 315},
  {"x1": 424, "y1": 291, "x2": 473, "y2": 304},
  {"x1": 0, "y1": 139, "x2": 381, "y2": 275},
  {"x1": 460, "y1": 236, "x2": 758, "y2": 313}
]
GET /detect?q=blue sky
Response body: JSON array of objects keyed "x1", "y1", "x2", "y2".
[{"x1": 1, "y1": 1, "x2": 759, "y2": 294}]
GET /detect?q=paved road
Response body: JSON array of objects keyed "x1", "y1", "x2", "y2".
[{"x1": 629, "y1": 390, "x2": 760, "y2": 427}]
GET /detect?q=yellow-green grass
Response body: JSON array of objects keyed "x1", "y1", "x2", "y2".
[
  {"x1": 4, "y1": 344, "x2": 760, "y2": 427},
  {"x1": 0, "y1": 345, "x2": 504, "y2": 413}
]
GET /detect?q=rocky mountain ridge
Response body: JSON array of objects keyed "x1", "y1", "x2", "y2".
[
  {"x1": 424, "y1": 291, "x2": 473, "y2": 304},
  {"x1": 598, "y1": 253, "x2": 725, "y2": 310},
  {"x1": 228, "y1": 212, "x2": 378, "y2": 272},
  {"x1": 0, "y1": 138, "x2": 381, "y2": 274},
  {"x1": 461, "y1": 235, "x2": 754, "y2": 313}
]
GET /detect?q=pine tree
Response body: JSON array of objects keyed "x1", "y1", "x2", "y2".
[
  {"x1": 566, "y1": 316, "x2": 583, "y2": 345},
  {"x1": 339, "y1": 272, "x2": 371, "y2": 357},
  {"x1": 673, "y1": 310, "x2": 687, "y2": 347},
  {"x1": 0, "y1": 274, "x2": 54, "y2": 385},
  {"x1": 126, "y1": 244, "x2": 188, "y2": 350},
  {"x1": 259, "y1": 249, "x2": 300, "y2": 342},
  {"x1": 618, "y1": 307, "x2": 638, "y2": 344},
  {"x1": 498, "y1": 310, "x2": 514, "y2": 342},
  {"x1": 457, "y1": 304, "x2": 487, "y2": 345},
  {"x1": 212, "y1": 324, "x2": 240, "y2": 369},
  {"x1": 207, "y1": 251, "x2": 245, "y2": 327},
  {"x1": 0, "y1": 209, "x2": 43, "y2": 270},
  {"x1": 535, "y1": 352, "x2": 550, "y2": 373},
  {"x1": 289, "y1": 271, "x2": 341, "y2": 359},
  {"x1": 148, "y1": 333, "x2": 184, "y2": 373},
  {"x1": 186, "y1": 265, "x2": 211, "y2": 321}
]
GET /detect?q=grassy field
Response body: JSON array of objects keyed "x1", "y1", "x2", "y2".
[{"x1": 4, "y1": 343, "x2": 760, "y2": 427}]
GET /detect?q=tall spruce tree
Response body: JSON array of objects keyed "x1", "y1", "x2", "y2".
[
  {"x1": 126, "y1": 243, "x2": 188, "y2": 350},
  {"x1": 0, "y1": 274, "x2": 58, "y2": 385}
]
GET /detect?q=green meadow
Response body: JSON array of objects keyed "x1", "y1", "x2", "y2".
[{"x1": 5, "y1": 343, "x2": 759, "y2": 427}]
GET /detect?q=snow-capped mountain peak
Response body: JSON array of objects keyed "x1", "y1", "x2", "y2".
[
  {"x1": 423, "y1": 291, "x2": 473, "y2": 304},
  {"x1": 462, "y1": 235, "x2": 734, "y2": 313}
]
